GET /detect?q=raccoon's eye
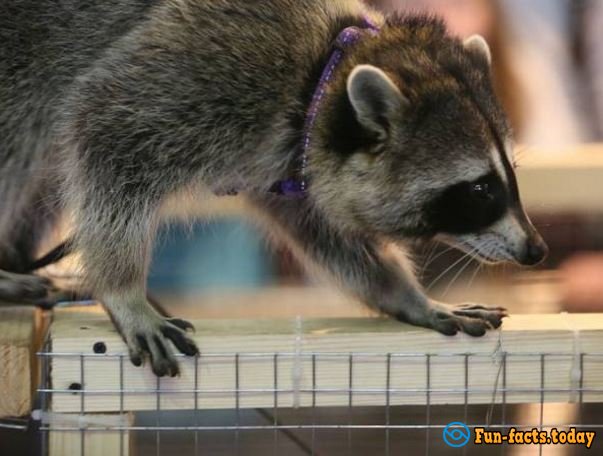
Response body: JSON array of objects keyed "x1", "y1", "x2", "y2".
[
  {"x1": 425, "y1": 171, "x2": 507, "y2": 235},
  {"x1": 470, "y1": 182, "x2": 493, "y2": 200}
]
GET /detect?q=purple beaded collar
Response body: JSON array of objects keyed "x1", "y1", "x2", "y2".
[{"x1": 268, "y1": 16, "x2": 380, "y2": 197}]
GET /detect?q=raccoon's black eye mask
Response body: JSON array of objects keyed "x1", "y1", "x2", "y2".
[{"x1": 425, "y1": 171, "x2": 508, "y2": 235}]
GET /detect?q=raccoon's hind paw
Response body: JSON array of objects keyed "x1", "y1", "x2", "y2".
[
  {"x1": 124, "y1": 316, "x2": 198, "y2": 377},
  {"x1": 0, "y1": 271, "x2": 52, "y2": 302}
]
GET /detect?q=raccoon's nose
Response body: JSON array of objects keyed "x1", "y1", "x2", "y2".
[{"x1": 521, "y1": 236, "x2": 549, "y2": 266}]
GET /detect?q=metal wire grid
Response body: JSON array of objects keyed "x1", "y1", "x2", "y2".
[
  {"x1": 0, "y1": 416, "x2": 30, "y2": 430},
  {"x1": 30, "y1": 338, "x2": 603, "y2": 456}
]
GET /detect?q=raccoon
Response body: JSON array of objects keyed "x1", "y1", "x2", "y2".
[{"x1": 0, "y1": 0, "x2": 547, "y2": 376}]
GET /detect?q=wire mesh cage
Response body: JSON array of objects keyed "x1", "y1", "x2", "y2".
[{"x1": 31, "y1": 311, "x2": 603, "y2": 456}]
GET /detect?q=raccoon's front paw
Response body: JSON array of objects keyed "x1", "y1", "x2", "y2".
[
  {"x1": 397, "y1": 301, "x2": 508, "y2": 337},
  {"x1": 123, "y1": 315, "x2": 199, "y2": 377}
]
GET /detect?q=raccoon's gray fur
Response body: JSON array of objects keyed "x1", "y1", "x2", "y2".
[{"x1": 0, "y1": 0, "x2": 547, "y2": 376}]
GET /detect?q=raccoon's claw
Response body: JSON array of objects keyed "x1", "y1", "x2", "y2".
[
  {"x1": 167, "y1": 318, "x2": 196, "y2": 333},
  {"x1": 133, "y1": 333, "x2": 180, "y2": 377},
  {"x1": 161, "y1": 323, "x2": 199, "y2": 356},
  {"x1": 453, "y1": 303, "x2": 508, "y2": 329},
  {"x1": 125, "y1": 317, "x2": 198, "y2": 377}
]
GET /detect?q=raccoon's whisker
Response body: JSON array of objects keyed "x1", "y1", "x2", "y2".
[
  {"x1": 419, "y1": 241, "x2": 439, "y2": 270},
  {"x1": 479, "y1": 240, "x2": 499, "y2": 263},
  {"x1": 422, "y1": 244, "x2": 457, "y2": 274},
  {"x1": 473, "y1": 241, "x2": 498, "y2": 281},
  {"x1": 442, "y1": 250, "x2": 477, "y2": 297},
  {"x1": 427, "y1": 245, "x2": 479, "y2": 292},
  {"x1": 466, "y1": 260, "x2": 484, "y2": 291}
]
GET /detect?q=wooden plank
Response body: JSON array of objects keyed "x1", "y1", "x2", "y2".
[
  {"x1": 0, "y1": 306, "x2": 44, "y2": 417},
  {"x1": 48, "y1": 306, "x2": 603, "y2": 413}
]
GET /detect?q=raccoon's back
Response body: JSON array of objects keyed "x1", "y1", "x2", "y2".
[
  {"x1": 0, "y1": 0, "x2": 158, "y2": 165},
  {"x1": 1, "y1": 0, "x2": 359, "y2": 187},
  {"x1": 0, "y1": 0, "x2": 337, "y2": 161}
]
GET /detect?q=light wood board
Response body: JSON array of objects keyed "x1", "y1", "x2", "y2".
[
  {"x1": 48, "y1": 306, "x2": 603, "y2": 413},
  {"x1": 0, "y1": 306, "x2": 43, "y2": 417}
]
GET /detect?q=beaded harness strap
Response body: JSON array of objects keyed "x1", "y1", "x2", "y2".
[
  {"x1": 267, "y1": 16, "x2": 380, "y2": 197},
  {"x1": 214, "y1": 17, "x2": 379, "y2": 198}
]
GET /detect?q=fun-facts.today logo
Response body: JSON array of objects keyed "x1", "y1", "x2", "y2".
[{"x1": 443, "y1": 422, "x2": 471, "y2": 448}]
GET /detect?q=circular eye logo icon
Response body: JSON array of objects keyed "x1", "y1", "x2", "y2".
[{"x1": 443, "y1": 422, "x2": 471, "y2": 448}]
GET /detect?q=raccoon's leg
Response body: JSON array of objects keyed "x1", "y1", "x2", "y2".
[
  {"x1": 251, "y1": 197, "x2": 506, "y2": 337},
  {"x1": 72, "y1": 194, "x2": 198, "y2": 377}
]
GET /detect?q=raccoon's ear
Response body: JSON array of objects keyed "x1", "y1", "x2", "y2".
[
  {"x1": 346, "y1": 65, "x2": 407, "y2": 142},
  {"x1": 463, "y1": 34, "x2": 492, "y2": 65}
]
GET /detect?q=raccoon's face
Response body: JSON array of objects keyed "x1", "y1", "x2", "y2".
[
  {"x1": 427, "y1": 163, "x2": 549, "y2": 267},
  {"x1": 314, "y1": 34, "x2": 547, "y2": 266}
]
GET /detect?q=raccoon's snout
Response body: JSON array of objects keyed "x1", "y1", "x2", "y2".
[
  {"x1": 511, "y1": 209, "x2": 549, "y2": 266},
  {"x1": 437, "y1": 210, "x2": 549, "y2": 267},
  {"x1": 519, "y1": 234, "x2": 548, "y2": 266}
]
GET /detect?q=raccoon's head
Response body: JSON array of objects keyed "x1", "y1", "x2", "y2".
[{"x1": 311, "y1": 16, "x2": 547, "y2": 266}]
